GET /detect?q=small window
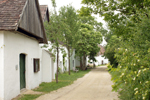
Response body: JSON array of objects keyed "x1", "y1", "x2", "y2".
[{"x1": 33, "y1": 58, "x2": 40, "y2": 72}]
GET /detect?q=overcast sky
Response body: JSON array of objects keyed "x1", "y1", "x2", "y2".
[
  {"x1": 39, "y1": 0, "x2": 107, "y2": 45},
  {"x1": 39, "y1": 0, "x2": 83, "y2": 12}
]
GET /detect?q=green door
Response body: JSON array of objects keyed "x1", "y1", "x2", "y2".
[{"x1": 20, "y1": 54, "x2": 26, "y2": 90}]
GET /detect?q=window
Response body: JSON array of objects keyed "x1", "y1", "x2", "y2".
[{"x1": 33, "y1": 58, "x2": 40, "y2": 72}]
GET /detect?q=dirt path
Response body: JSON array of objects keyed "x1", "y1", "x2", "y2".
[{"x1": 36, "y1": 66, "x2": 118, "y2": 100}]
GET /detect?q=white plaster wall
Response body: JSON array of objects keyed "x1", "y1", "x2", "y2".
[
  {"x1": 40, "y1": 42, "x2": 57, "y2": 75},
  {"x1": 0, "y1": 32, "x2": 4, "y2": 100},
  {"x1": 87, "y1": 55, "x2": 109, "y2": 66},
  {"x1": 3, "y1": 31, "x2": 42, "y2": 100},
  {"x1": 70, "y1": 49, "x2": 76, "y2": 70},
  {"x1": 95, "y1": 55, "x2": 109, "y2": 65},
  {"x1": 41, "y1": 50, "x2": 52, "y2": 82},
  {"x1": 40, "y1": 42, "x2": 69, "y2": 74},
  {"x1": 51, "y1": 59, "x2": 55, "y2": 79},
  {"x1": 59, "y1": 49, "x2": 63, "y2": 72},
  {"x1": 75, "y1": 56, "x2": 80, "y2": 67},
  {"x1": 59, "y1": 46, "x2": 68, "y2": 72}
]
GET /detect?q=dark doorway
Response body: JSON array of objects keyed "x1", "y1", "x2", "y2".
[{"x1": 20, "y1": 54, "x2": 26, "y2": 90}]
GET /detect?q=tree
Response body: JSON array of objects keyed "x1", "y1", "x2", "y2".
[
  {"x1": 75, "y1": 7, "x2": 103, "y2": 69},
  {"x1": 82, "y1": 0, "x2": 150, "y2": 99},
  {"x1": 44, "y1": 0, "x2": 64, "y2": 83},
  {"x1": 58, "y1": 5, "x2": 80, "y2": 75},
  {"x1": 75, "y1": 23, "x2": 102, "y2": 70},
  {"x1": 104, "y1": 35, "x2": 121, "y2": 67},
  {"x1": 81, "y1": 0, "x2": 150, "y2": 37}
]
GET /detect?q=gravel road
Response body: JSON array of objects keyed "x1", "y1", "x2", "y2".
[{"x1": 36, "y1": 66, "x2": 118, "y2": 100}]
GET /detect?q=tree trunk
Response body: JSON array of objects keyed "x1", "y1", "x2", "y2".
[
  {"x1": 83, "y1": 54, "x2": 86, "y2": 70},
  {"x1": 67, "y1": 47, "x2": 71, "y2": 75},
  {"x1": 56, "y1": 47, "x2": 59, "y2": 83},
  {"x1": 80, "y1": 56, "x2": 83, "y2": 70},
  {"x1": 93, "y1": 60, "x2": 95, "y2": 68}
]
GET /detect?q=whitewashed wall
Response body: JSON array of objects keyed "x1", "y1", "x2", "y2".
[
  {"x1": 59, "y1": 47, "x2": 68, "y2": 72},
  {"x1": 87, "y1": 55, "x2": 109, "y2": 66},
  {"x1": 2, "y1": 31, "x2": 43, "y2": 100},
  {"x1": 70, "y1": 49, "x2": 76, "y2": 70},
  {"x1": 95, "y1": 55, "x2": 109, "y2": 65},
  {"x1": 0, "y1": 31, "x2": 4, "y2": 100},
  {"x1": 40, "y1": 42, "x2": 69, "y2": 74},
  {"x1": 41, "y1": 50, "x2": 52, "y2": 82}
]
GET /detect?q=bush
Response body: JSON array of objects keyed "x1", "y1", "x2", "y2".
[{"x1": 109, "y1": 14, "x2": 150, "y2": 100}]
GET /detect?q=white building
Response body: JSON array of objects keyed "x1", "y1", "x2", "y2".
[
  {"x1": 95, "y1": 45, "x2": 109, "y2": 65},
  {"x1": 87, "y1": 45, "x2": 109, "y2": 66},
  {"x1": 40, "y1": 42, "x2": 76, "y2": 73},
  {"x1": 0, "y1": 0, "x2": 54, "y2": 100}
]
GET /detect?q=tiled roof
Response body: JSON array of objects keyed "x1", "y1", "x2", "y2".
[
  {"x1": 40, "y1": 5, "x2": 48, "y2": 21},
  {"x1": 0, "y1": 0, "x2": 26, "y2": 30},
  {"x1": 98, "y1": 45, "x2": 105, "y2": 56}
]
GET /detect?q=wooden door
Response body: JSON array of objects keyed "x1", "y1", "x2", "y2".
[{"x1": 20, "y1": 54, "x2": 26, "y2": 90}]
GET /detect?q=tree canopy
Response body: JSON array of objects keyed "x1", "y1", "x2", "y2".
[
  {"x1": 82, "y1": 0, "x2": 150, "y2": 99},
  {"x1": 75, "y1": 7, "x2": 103, "y2": 70}
]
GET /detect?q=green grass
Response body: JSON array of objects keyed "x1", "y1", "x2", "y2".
[
  {"x1": 17, "y1": 69, "x2": 90, "y2": 100},
  {"x1": 34, "y1": 69, "x2": 91, "y2": 93},
  {"x1": 17, "y1": 94, "x2": 41, "y2": 100},
  {"x1": 17, "y1": 69, "x2": 91, "y2": 100}
]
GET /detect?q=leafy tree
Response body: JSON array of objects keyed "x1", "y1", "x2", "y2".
[
  {"x1": 82, "y1": 0, "x2": 150, "y2": 99},
  {"x1": 104, "y1": 35, "x2": 120, "y2": 67},
  {"x1": 110, "y1": 15, "x2": 150, "y2": 99},
  {"x1": 75, "y1": 23, "x2": 102, "y2": 70},
  {"x1": 75, "y1": 7, "x2": 103, "y2": 69},
  {"x1": 44, "y1": 0, "x2": 64, "y2": 83},
  {"x1": 81, "y1": 0, "x2": 150, "y2": 37},
  {"x1": 58, "y1": 5, "x2": 80, "y2": 75}
]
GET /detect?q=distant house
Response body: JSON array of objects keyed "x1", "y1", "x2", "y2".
[
  {"x1": 0, "y1": 0, "x2": 52, "y2": 100},
  {"x1": 39, "y1": 5, "x2": 56, "y2": 82},
  {"x1": 40, "y1": 5, "x2": 50, "y2": 22},
  {"x1": 95, "y1": 45, "x2": 109, "y2": 65},
  {"x1": 87, "y1": 45, "x2": 109, "y2": 66}
]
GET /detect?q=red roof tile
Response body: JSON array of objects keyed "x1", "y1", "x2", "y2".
[
  {"x1": 98, "y1": 45, "x2": 105, "y2": 56},
  {"x1": 40, "y1": 5, "x2": 48, "y2": 21},
  {"x1": 0, "y1": 0, "x2": 26, "y2": 30}
]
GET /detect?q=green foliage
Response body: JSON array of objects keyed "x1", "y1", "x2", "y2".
[
  {"x1": 108, "y1": 14, "x2": 150, "y2": 100},
  {"x1": 59, "y1": 5, "x2": 80, "y2": 48},
  {"x1": 64, "y1": 66, "x2": 67, "y2": 72},
  {"x1": 77, "y1": 6, "x2": 92, "y2": 16},
  {"x1": 34, "y1": 69, "x2": 91, "y2": 93},
  {"x1": 44, "y1": 0, "x2": 67, "y2": 83},
  {"x1": 104, "y1": 35, "x2": 120, "y2": 67},
  {"x1": 75, "y1": 7, "x2": 104, "y2": 69},
  {"x1": 58, "y1": 4, "x2": 80, "y2": 75},
  {"x1": 58, "y1": 67, "x2": 62, "y2": 73},
  {"x1": 75, "y1": 22, "x2": 102, "y2": 65},
  {"x1": 62, "y1": 52, "x2": 67, "y2": 72},
  {"x1": 18, "y1": 94, "x2": 41, "y2": 100},
  {"x1": 81, "y1": 0, "x2": 150, "y2": 37},
  {"x1": 82, "y1": 0, "x2": 150, "y2": 99}
]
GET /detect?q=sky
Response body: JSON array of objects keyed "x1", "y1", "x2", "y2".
[
  {"x1": 39, "y1": 0, "x2": 83, "y2": 12},
  {"x1": 39, "y1": 0, "x2": 107, "y2": 46}
]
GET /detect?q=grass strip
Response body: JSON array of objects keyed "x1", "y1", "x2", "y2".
[
  {"x1": 17, "y1": 94, "x2": 41, "y2": 100},
  {"x1": 34, "y1": 69, "x2": 91, "y2": 93},
  {"x1": 17, "y1": 69, "x2": 90, "y2": 100}
]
